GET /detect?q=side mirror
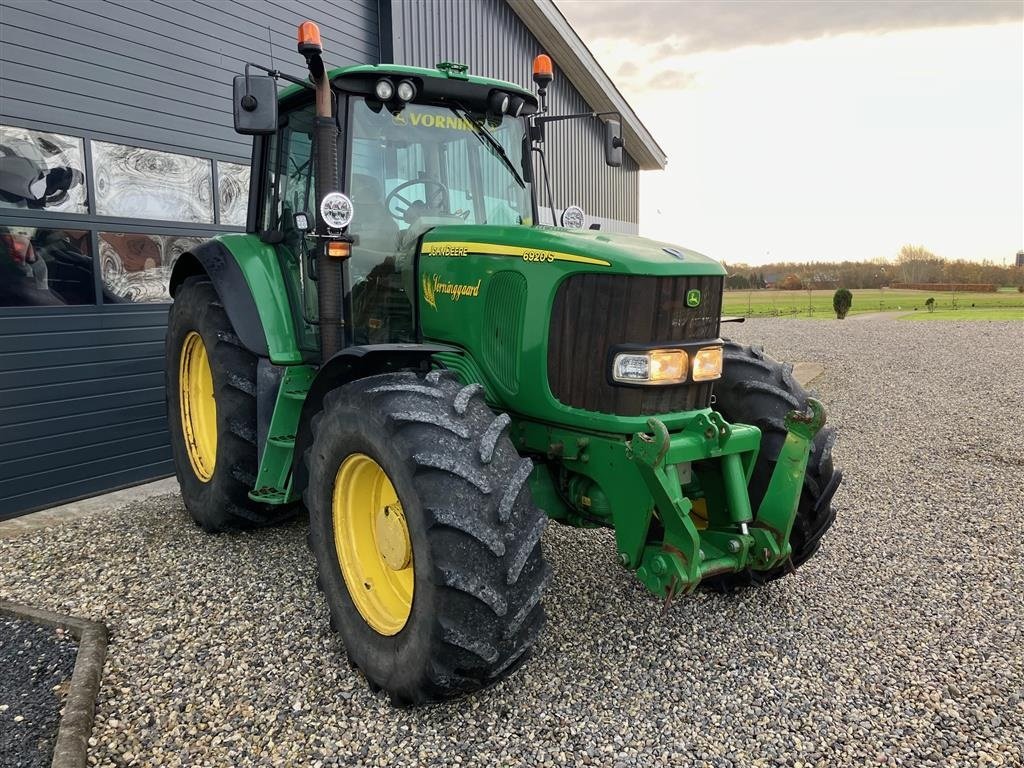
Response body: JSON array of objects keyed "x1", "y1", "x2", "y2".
[
  {"x1": 233, "y1": 74, "x2": 278, "y2": 135},
  {"x1": 604, "y1": 119, "x2": 623, "y2": 167}
]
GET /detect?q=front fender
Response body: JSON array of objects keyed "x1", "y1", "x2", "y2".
[{"x1": 290, "y1": 343, "x2": 462, "y2": 497}]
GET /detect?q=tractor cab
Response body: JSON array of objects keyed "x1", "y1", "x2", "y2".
[{"x1": 240, "y1": 61, "x2": 543, "y2": 351}]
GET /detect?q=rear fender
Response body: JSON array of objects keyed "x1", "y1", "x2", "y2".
[{"x1": 169, "y1": 237, "x2": 301, "y2": 364}]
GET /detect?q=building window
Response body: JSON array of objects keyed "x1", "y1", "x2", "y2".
[
  {"x1": 216, "y1": 161, "x2": 250, "y2": 226},
  {"x1": 0, "y1": 226, "x2": 94, "y2": 306},
  {"x1": 0, "y1": 126, "x2": 88, "y2": 214},
  {"x1": 92, "y1": 141, "x2": 213, "y2": 223},
  {"x1": 99, "y1": 232, "x2": 204, "y2": 303}
]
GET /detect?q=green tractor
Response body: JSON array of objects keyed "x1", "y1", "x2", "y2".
[{"x1": 166, "y1": 23, "x2": 840, "y2": 705}]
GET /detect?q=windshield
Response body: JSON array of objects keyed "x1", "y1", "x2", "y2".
[
  {"x1": 348, "y1": 98, "x2": 533, "y2": 232},
  {"x1": 339, "y1": 98, "x2": 533, "y2": 346}
]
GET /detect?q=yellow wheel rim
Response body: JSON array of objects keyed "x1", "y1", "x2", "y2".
[
  {"x1": 333, "y1": 454, "x2": 414, "y2": 635},
  {"x1": 179, "y1": 331, "x2": 217, "y2": 482}
]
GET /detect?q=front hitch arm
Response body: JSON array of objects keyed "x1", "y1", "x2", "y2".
[
  {"x1": 624, "y1": 399, "x2": 825, "y2": 596},
  {"x1": 749, "y1": 398, "x2": 827, "y2": 566}
]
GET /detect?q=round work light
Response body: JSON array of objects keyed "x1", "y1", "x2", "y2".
[
  {"x1": 374, "y1": 78, "x2": 395, "y2": 101},
  {"x1": 560, "y1": 204, "x2": 585, "y2": 230},
  {"x1": 396, "y1": 80, "x2": 416, "y2": 102},
  {"x1": 488, "y1": 91, "x2": 510, "y2": 116},
  {"x1": 320, "y1": 192, "x2": 354, "y2": 230}
]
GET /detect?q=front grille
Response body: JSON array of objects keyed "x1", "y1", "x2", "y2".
[
  {"x1": 482, "y1": 271, "x2": 528, "y2": 393},
  {"x1": 547, "y1": 273, "x2": 723, "y2": 416}
]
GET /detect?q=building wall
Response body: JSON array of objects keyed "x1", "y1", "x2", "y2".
[
  {"x1": 0, "y1": 0, "x2": 647, "y2": 517},
  {"x1": 1, "y1": 0, "x2": 378, "y2": 161},
  {"x1": 386, "y1": 0, "x2": 641, "y2": 232},
  {"x1": 0, "y1": 0, "x2": 379, "y2": 518}
]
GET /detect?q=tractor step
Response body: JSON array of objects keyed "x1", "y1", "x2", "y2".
[
  {"x1": 249, "y1": 487, "x2": 291, "y2": 503},
  {"x1": 249, "y1": 365, "x2": 315, "y2": 505}
]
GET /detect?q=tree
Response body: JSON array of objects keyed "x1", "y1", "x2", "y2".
[
  {"x1": 779, "y1": 274, "x2": 803, "y2": 290},
  {"x1": 896, "y1": 244, "x2": 943, "y2": 283},
  {"x1": 833, "y1": 288, "x2": 852, "y2": 319}
]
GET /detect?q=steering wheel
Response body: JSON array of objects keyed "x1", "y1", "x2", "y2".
[{"x1": 385, "y1": 179, "x2": 449, "y2": 222}]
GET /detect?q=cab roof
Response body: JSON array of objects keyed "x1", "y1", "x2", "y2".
[{"x1": 278, "y1": 63, "x2": 538, "y2": 107}]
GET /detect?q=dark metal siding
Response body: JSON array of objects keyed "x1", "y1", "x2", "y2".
[
  {"x1": 0, "y1": 0, "x2": 379, "y2": 162},
  {"x1": 0, "y1": 306, "x2": 172, "y2": 516},
  {"x1": 388, "y1": 0, "x2": 640, "y2": 226},
  {"x1": 0, "y1": 0, "x2": 379, "y2": 518}
]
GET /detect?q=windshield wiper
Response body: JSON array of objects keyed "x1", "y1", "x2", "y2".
[{"x1": 449, "y1": 104, "x2": 525, "y2": 188}]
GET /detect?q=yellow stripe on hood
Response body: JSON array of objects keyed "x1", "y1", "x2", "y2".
[{"x1": 422, "y1": 241, "x2": 611, "y2": 267}]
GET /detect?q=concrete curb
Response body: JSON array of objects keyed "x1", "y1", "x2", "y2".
[
  {"x1": 0, "y1": 477, "x2": 179, "y2": 538},
  {"x1": 793, "y1": 362, "x2": 824, "y2": 387},
  {"x1": 0, "y1": 601, "x2": 108, "y2": 768}
]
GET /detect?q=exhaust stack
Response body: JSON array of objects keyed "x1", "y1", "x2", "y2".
[{"x1": 299, "y1": 21, "x2": 346, "y2": 360}]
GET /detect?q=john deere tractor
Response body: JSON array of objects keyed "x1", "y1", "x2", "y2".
[{"x1": 166, "y1": 23, "x2": 840, "y2": 705}]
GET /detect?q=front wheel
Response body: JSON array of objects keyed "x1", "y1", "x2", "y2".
[
  {"x1": 705, "y1": 342, "x2": 842, "y2": 590},
  {"x1": 304, "y1": 371, "x2": 550, "y2": 705}
]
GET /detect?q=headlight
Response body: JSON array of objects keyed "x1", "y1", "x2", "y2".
[
  {"x1": 396, "y1": 80, "x2": 416, "y2": 102},
  {"x1": 374, "y1": 78, "x2": 394, "y2": 101},
  {"x1": 692, "y1": 346, "x2": 724, "y2": 382},
  {"x1": 612, "y1": 354, "x2": 649, "y2": 382},
  {"x1": 612, "y1": 350, "x2": 688, "y2": 384}
]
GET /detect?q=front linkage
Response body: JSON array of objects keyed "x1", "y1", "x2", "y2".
[{"x1": 518, "y1": 399, "x2": 827, "y2": 597}]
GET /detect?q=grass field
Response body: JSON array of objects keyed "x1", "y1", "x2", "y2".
[
  {"x1": 900, "y1": 307, "x2": 1024, "y2": 321},
  {"x1": 722, "y1": 288, "x2": 1024, "y2": 319}
]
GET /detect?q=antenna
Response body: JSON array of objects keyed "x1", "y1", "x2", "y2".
[{"x1": 267, "y1": 25, "x2": 276, "y2": 71}]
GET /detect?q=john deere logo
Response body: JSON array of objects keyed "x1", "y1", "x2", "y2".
[{"x1": 686, "y1": 289, "x2": 701, "y2": 307}]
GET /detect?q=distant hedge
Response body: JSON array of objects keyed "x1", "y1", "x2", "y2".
[{"x1": 890, "y1": 283, "x2": 997, "y2": 292}]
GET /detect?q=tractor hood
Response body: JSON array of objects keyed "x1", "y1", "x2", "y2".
[{"x1": 421, "y1": 225, "x2": 727, "y2": 277}]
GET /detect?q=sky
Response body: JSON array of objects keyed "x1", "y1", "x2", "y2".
[{"x1": 555, "y1": 0, "x2": 1024, "y2": 266}]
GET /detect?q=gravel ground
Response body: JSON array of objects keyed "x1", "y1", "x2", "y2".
[
  {"x1": 0, "y1": 616, "x2": 78, "y2": 768},
  {"x1": 1, "y1": 318, "x2": 1022, "y2": 767}
]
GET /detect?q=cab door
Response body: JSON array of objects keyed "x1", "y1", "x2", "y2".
[{"x1": 258, "y1": 102, "x2": 319, "y2": 354}]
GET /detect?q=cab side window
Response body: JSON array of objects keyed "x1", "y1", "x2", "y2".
[{"x1": 261, "y1": 104, "x2": 315, "y2": 234}]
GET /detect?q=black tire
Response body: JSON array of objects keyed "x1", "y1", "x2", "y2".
[
  {"x1": 166, "y1": 276, "x2": 293, "y2": 531},
  {"x1": 704, "y1": 341, "x2": 842, "y2": 590},
  {"x1": 304, "y1": 370, "x2": 550, "y2": 705}
]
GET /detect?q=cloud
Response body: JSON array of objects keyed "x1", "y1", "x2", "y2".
[
  {"x1": 555, "y1": 0, "x2": 1022, "y2": 53},
  {"x1": 646, "y1": 69, "x2": 697, "y2": 90},
  {"x1": 612, "y1": 61, "x2": 697, "y2": 92}
]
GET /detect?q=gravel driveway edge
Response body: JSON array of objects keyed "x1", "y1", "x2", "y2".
[{"x1": 0, "y1": 601, "x2": 108, "y2": 768}]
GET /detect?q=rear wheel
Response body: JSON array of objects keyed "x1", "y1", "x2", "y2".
[
  {"x1": 705, "y1": 342, "x2": 842, "y2": 590},
  {"x1": 166, "y1": 277, "x2": 293, "y2": 531},
  {"x1": 304, "y1": 370, "x2": 550, "y2": 705}
]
